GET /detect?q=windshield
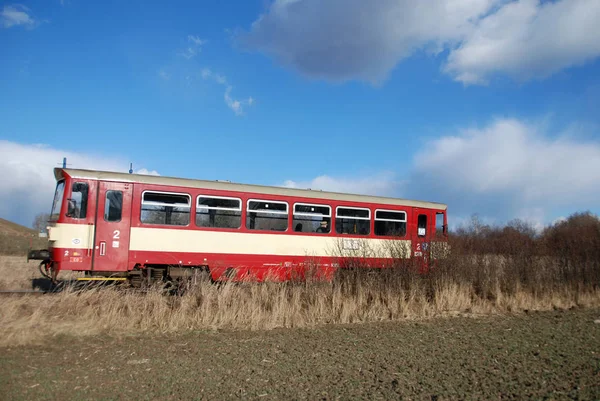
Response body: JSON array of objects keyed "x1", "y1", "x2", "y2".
[{"x1": 50, "y1": 180, "x2": 65, "y2": 221}]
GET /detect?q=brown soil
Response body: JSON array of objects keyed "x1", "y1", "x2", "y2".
[{"x1": 1, "y1": 308, "x2": 599, "y2": 400}]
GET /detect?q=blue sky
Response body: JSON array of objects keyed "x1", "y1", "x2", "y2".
[{"x1": 1, "y1": 0, "x2": 600, "y2": 229}]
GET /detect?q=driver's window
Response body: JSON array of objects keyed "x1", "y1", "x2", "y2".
[
  {"x1": 435, "y1": 212, "x2": 445, "y2": 236},
  {"x1": 67, "y1": 182, "x2": 89, "y2": 219}
]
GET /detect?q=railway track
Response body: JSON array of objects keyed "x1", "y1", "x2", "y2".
[
  {"x1": 0, "y1": 279, "x2": 131, "y2": 295},
  {"x1": 0, "y1": 282, "x2": 172, "y2": 296},
  {"x1": 0, "y1": 289, "x2": 54, "y2": 295}
]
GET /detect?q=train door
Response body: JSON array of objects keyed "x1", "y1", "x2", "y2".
[
  {"x1": 92, "y1": 181, "x2": 133, "y2": 272},
  {"x1": 411, "y1": 208, "x2": 433, "y2": 269}
]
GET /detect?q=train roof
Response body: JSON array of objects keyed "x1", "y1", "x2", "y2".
[{"x1": 56, "y1": 168, "x2": 447, "y2": 210}]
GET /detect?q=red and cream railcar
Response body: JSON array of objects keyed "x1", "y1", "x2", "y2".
[{"x1": 31, "y1": 168, "x2": 448, "y2": 284}]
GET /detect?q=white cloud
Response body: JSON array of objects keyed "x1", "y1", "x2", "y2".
[
  {"x1": 165, "y1": 39, "x2": 256, "y2": 115},
  {"x1": 201, "y1": 68, "x2": 212, "y2": 79},
  {"x1": 1, "y1": 4, "x2": 36, "y2": 29},
  {"x1": 0, "y1": 141, "x2": 156, "y2": 227},
  {"x1": 224, "y1": 85, "x2": 253, "y2": 116},
  {"x1": 412, "y1": 118, "x2": 600, "y2": 225},
  {"x1": 413, "y1": 119, "x2": 600, "y2": 204},
  {"x1": 215, "y1": 74, "x2": 227, "y2": 85},
  {"x1": 158, "y1": 69, "x2": 170, "y2": 80},
  {"x1": 201, "y1": 69, "x2": 255, "y2": 116},
  {"x1": 179, "y1": 47, "x2": 198, "y2": 60},
  {"x1": 282, "y1": 172, "x2": 403, "y2": 197},
  {"x1": 134, "y1": 168, "x2": 160, "y2": 176},
  {"x1": 187, "y1": 35, "x2": 206, "y2": 46},
  {"x1": 241, "y1": 0, "x2": 600, "y2": 85},
  {"x1": 445, "y1": 0, "x2": 600, "y2": 84},
  {"x1": 178, "y1": 35, "x2": 207, "y2": 59},
  {"x1": 282, "y1": 118, "x2": 600, "y2": 227}
]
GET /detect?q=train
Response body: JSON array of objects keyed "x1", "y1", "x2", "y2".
[{"x1": 28, "y1": 168, "x2": 448, "y2": 286}]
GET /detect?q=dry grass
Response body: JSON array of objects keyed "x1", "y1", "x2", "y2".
[
  {"x1": 0, "y1": 256, "x2": 80, "y2": 290},
  {"x1": 1, "y1": 256, "x2": 599, "y2": 347},
  {"x1": 1, "y1": 212, "x2": 598, "y2": 347},
  {"x1": 0, "y1": 256, "x2": 41, "y2": 290}
]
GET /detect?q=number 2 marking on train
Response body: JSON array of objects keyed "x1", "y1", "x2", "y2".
[
  {"x1": 113, "y1": 230, "x2": 120, "y2": 239},
  {"x1": 416, "y1": 243, "x2": 421, "y2": 251}
]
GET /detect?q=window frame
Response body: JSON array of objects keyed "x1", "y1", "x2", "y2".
[
  {"x1": 374, "y1": 209, "x2": 406, "y2": 222},
  {"x1": 293, "y1": 202, "x2": 332, "y2": 218},
  {"x1": 104, "y1": 190, "x2": 123, "y2": 223},
  {"x1": 335, "y1": 206, "x2": 371, "y2": 220},
  {"x1": 140, "y1": 190, "x2": 192, "y2": 227},
  {"x1": 247, "y1": 199, "x2": 289, "y2": 215},
  {"x1": 196, "y1": 194, "x2": 243, "y2": 229},
  {"x1": 67, "y1": 181, "x2": 89, "y2": 219},
  {"x1": 292, "y1": 202, "x2": 332, "y2": 234},
  {"x1": 197, "y1": 195, "x2": 242, "y2": 212},
  {"x1": 374, "y1": 208, "x2": 407, "y2": 237},
  {"x1": 50, "y1": 180, "x2": 66, "y2": 221},
  {"x1": 141, "y1": 190, "x2": 192, "y2": 208},
  {"x1": 335, "y1": 206, "x2": 371, "y2": 236},
  {"x1": 246, "y1": 198, "x2": 289, "y2": 232}
]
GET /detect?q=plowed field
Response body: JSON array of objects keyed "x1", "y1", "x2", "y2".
[{"x1": 1, "y1": 308, "x2": 599, "y2": 400}]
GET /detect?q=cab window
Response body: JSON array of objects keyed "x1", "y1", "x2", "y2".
[{"x1": 67, "y1": 182, "x2": 89, "y2": 219}]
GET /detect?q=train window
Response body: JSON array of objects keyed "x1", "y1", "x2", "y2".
[
  {"x1": 374, "y1": 209, "x2": 406, "y2": 237},
  {"x1": 247, "y1": 199, "x2": 288, "y2": 231},
  {"x1": 418, "y1": 214, "x2": 427, "y2": 237},
  {"x1": 335, "y1": 207, "x2": 370, "y2": 235},
  {"x1": 141, "y1": 191, "x2": 191, "y2": 226},
  {"x1": 66, "y1": 182, "x2": 88, "y2": 219},
  {"x1": 50, "y1": 180, "x2": 65, "y2": 221},
  {"x1": 104, "y1": 191, "x2": 123, "y2": 222},
  {"x1": 436, "y1": 212, "x2": 445, "y2": 237},
  {"x1": 293, "y1": 203, "x2": 331, "y2": 234},
  {"x1": 196, "y1": 195, "x2": 242, "y2": 229}
]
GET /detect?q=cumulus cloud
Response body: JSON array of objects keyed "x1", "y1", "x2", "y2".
[
  {"x1": 411, "y1": 119, "x2": 600, "y2": 221},
  {"x1": 1, "y1": 4, "x2": 36, "y2": 29},
  {"x1": 283, "y1": 119, "x2": 600, "y2": 227},
  {"x1": 445, "y1": 0, "x2": 600, "y2": 84},
  {"x1": 240, "y1": 0, "x2": 600, "y2": 85},
  {"x1": 0, "y1": 141, "x2": 156, "y2": 227}
]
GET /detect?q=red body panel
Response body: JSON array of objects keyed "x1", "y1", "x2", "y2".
[{"x1": 92, "y1": 181, "x2": 133, "y2": 272}]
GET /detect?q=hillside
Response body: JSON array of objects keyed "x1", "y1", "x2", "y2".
[
  {"x1": 0, "y1": 218, "x2": 47, "y2": 256},
  {"x1": 0, "y1": 218, "x2": 38, "y2": 237}
]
